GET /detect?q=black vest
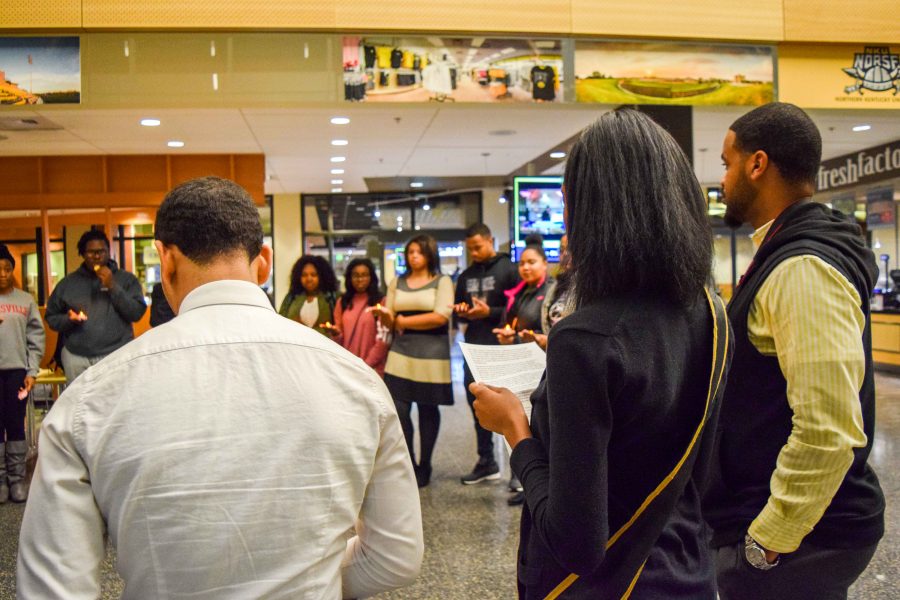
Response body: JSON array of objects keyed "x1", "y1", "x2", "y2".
[{"x1": 704, "y1": 201, "x2": 885, "y2": 549}]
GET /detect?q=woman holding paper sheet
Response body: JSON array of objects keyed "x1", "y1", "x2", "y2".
[{"x1": 470, "y1": 109, "x2": 730, "y2": 599}]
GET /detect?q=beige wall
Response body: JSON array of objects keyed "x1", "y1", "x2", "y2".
[
  {"x1": 4, "y1": 0, "x2": 899, "y2": 44},
  {"x1": 272, "y1": 193, "x2": 302, "y2": 309}
]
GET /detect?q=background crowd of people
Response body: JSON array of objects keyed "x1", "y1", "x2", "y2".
[{"x1": 4, "y1": 103, "x2": 886, "y2": 599}]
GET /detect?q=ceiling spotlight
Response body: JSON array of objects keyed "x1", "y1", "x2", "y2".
[
  {"x1": 140, "y1": 118, "x2": 161, "y2": 127},
  {"x1": 374, "y1": 209, "x2": 381, "y2": 218},
  {"x1": 498, "y1": 195, "x2": 507, "y2": 204},
  {"x1": 330, "y1": 156, "x2": 346, "y2": 163},
  {"x1": 330, "y1": 168, "x2": 345, "y2": 175},
  {"x1": 852, "y1": 124, "x2": 871, "y2": 132},
  {"x1": 397, "y1": 215, "x2": 404, "y2": 222},
  {"x1": 331, "y1": 139, "x2": 349, "y2": 146},
  {"x1": 550, "y1": 151, "x2": 566, "y2": 159},
  {"x1": 422, "y1": 202, "x2": 431, "y2": 211},
  {"x1": 167, "y1": 140, "x2": 185, "y2": 148},
  {"x1": 331, "y1": 187, "x2": 343, "y2": 193},
  {"x1": 415, "y1": 225, "x2": 421, "y2": 230},
  {"x1": 410, "y1": 182, "x2": 424, "y2": 188},
  {"x1": 396, "y1": 226, "x2": 403, "y2": 232},
  {"x1": 331, "y1": 117, "x2": 350, "y2": 125},
  {"x1": 331, "y1": 179, "x2": 343, "y2": 185}
]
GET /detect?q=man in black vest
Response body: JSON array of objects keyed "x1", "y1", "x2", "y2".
[{"x1": 702, "y1": 103, "x2": 884, "y2": 599}]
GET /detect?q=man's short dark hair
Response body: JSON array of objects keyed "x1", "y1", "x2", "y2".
[
  {"x1": 77, "y1": 230, "x2": 110, "y2": 256},
  {"x1": 155, "y1": 176, "x2": 263, "y2": 265},
  {"x1": 730, "y1": 102, "x2": 822, "y2": 185},
  {"x1": 465, "y1": 223, "x2": 492, "y2": 239}
]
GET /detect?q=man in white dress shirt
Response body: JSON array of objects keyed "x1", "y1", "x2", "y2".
[{"x1": 18, "y1": 176, "x2": 423, "y2": 599}]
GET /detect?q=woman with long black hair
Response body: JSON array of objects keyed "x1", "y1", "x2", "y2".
[
  {"x1": 470, "y1": 109, "x2": 730, "y2": 599},
  {"x1": 332, "y1": 258, "x2": 388, "y2": 376}
]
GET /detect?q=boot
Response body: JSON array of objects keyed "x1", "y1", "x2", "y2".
[
  {"x1": 0, "y1": 443, "x2": 7, "y2": 503},
  {"x1": 7, "y1": 440, "x2": 29, "y2": 503}
]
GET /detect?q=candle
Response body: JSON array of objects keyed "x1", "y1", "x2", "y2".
[{"x1": 93, "y1": 265, "x2": 101, "y2": 272}]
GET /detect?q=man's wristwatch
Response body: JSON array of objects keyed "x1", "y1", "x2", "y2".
[{"x1": 744, "y1": 534, "x2": 779, "y2": 570}]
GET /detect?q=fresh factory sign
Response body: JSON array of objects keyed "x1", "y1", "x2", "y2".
[{"x1": 817, "y1": 141, "x2": 900, "y2": 193}]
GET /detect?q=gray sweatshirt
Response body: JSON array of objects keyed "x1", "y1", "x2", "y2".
[
  {"x1": 45, "y1": 261, "x2": 147, "y2": 358},
  {"x1": 0, "y1": 288, "x2": 46, "y2": 377}
]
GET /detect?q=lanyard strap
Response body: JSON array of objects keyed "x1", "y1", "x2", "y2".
[{"x1": 545, "y1": 289, "x2": 730, "y2": 600}]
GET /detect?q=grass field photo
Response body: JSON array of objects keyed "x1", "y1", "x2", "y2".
[
  {"x1": 576, "y1": 77, "x2": 773, "y2": 106},
  {"x1": 574, "y1": 41, "x2": 774, "y2": 107}
]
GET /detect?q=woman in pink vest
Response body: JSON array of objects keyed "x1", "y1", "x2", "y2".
[{"x1": 332, "y1": 258, "x2": 388, "y2": 376}]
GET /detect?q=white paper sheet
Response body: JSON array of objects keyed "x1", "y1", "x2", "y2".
[{"x1": 459, "y1": 341, "x2": 546, "y2": 433}]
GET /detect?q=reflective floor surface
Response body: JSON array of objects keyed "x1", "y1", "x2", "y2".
[{"x1": 0, "y1": 353, "x2": 897, "y2": 599}]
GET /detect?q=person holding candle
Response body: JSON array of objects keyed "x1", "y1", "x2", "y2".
[
  {"x1": 493, "y1": 234, "x2": 554, "y2": 348},
  {"x1": 0, "y1": 244, "x2": 45, "y2": 504},
  {"x1": 373, "y1": 235, "x2": 454, "y2": 488},
  {"x1": 278, "y1": 255, "x2": 337, "y2": 336},
  {"x1": 332, "y1": 258, "x2": 388, "y2": 376},
  {"x1": 45, "y1": 230, "x2": 147, "y2": 383}
]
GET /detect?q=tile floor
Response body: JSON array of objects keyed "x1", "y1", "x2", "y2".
[{"x1": 0, "y1": 354, "x2": 897, "y2": 599}]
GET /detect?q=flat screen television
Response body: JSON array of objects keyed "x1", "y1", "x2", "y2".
[{"x1": 513, "y1": 176, "x2": 565, "y2": 262}]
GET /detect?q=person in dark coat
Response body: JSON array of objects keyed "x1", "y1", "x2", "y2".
[{"x1": 470, "y1": 109, "x2": 730, "y2": 599}]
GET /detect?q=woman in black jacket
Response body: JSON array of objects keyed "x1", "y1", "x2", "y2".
[{"x1": 470, "y1": 109, "x2": 729, "y2": 599}]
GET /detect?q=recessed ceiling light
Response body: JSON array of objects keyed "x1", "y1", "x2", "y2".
[
  {"x1": 396, "y1": 226, "x2": 403, "y2": 232},
  {"x1": 374, "y1": 209, "x2": 381, "y2": 217},
  {"x1": 167, "y1": 140, "x2": 185, "y2": 148},
  {"x1": 331, "y1": 117, "x2": 350, "y2": 125},
  {"x1": 140, "y1": 118, "x2": 161, "y2": 127},
  {"x1": 498, "y1": 195, "x2": 507, "y2": 204},
  {"x1": 331, "y1": 139, "x2": 349, "y2": 146},
  {"x1": 550, "y1": 151, "x2": 566, "y2": 159},
  {"x1": 422, "y1": 202, "x2": 431, "y2": 211},
  {"x1": 852, "y1": 124, "x2": 871, "y2": 132},
  {"x1": 330, "y1": 168, "x2": 345, "y2": 175},
  {"x1": 330, "y1": 156, "x2": 346, "y2": 163},
  {"x1": 331, "y1": 188, "x2": 343, "y2": 193},
  {"x1": 331, "y1": 179, "x2": 344, "y2": 185},
  {"x1": 410, "y1": 182, "x2": 424, "y2": 188},
  {"x1": 415, "y1": 225, "x2": 421, "y2": 230}
]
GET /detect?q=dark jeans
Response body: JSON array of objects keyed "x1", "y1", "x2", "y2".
[
  {"x1": 0, "y1": 369, "x2": 27, "y2": 441},
  {"x1": 716, "y1": 537, "x2": 879, "y2": 600},
  {"x1": 464, "y1": 362, "x2": 494, "y2": 463}
]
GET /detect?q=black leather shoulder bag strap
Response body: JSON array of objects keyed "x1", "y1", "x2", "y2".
[{"x1": 545, "y1": 289, "x2": 731, "y2": 600}]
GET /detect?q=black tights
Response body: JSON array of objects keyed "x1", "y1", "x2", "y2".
[
  {"x1": 394, "y1": 400, "x2": 440, "y2": 468},
  {"x1": 0, "y1": 369, "x2": 26, "y2": 442}
]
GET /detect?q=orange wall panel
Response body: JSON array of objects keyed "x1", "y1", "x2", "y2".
[
  {"x1": 83, "y1": 0, "x2": 335, "y2": 29},
  {"x1": 784, "y1": 0, "x2": 899, "y2": 44},
  {"x1": 43, "y1": 157, "x2": 104, "y2": 194},
  {"x1": 0, "y1": 158, "x2": 41, "y2": 194},
  {"x1": 571, "y1": 0, "x2": 783, "y2": 42},
  {"x1": 233, "y1": 155, "x2": 266, "y2": 205},
  {"x1": 169, "y1": 155, "x2": 233, "y2": 187},
  {"x1": 0, "y1": 0, "x2": 81, "y2": 28},
  {"x1": 107, "y1": 156, "x2": 169, "y2": 193}
]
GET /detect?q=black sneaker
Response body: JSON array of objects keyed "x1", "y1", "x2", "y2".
[
  {"x1": 507, "y1": 491, "x2": 525, "y2": 506},
  {"x1": 508, "y1": 476, "x2": 523, "y2": 493},
  {"x1": 460, "y1": 460, "x2": 501, "y2": 485}
]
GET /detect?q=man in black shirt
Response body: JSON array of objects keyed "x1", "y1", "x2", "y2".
[{"x1": 453, "y1": 224, "x2": 519, "y2": 485}]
